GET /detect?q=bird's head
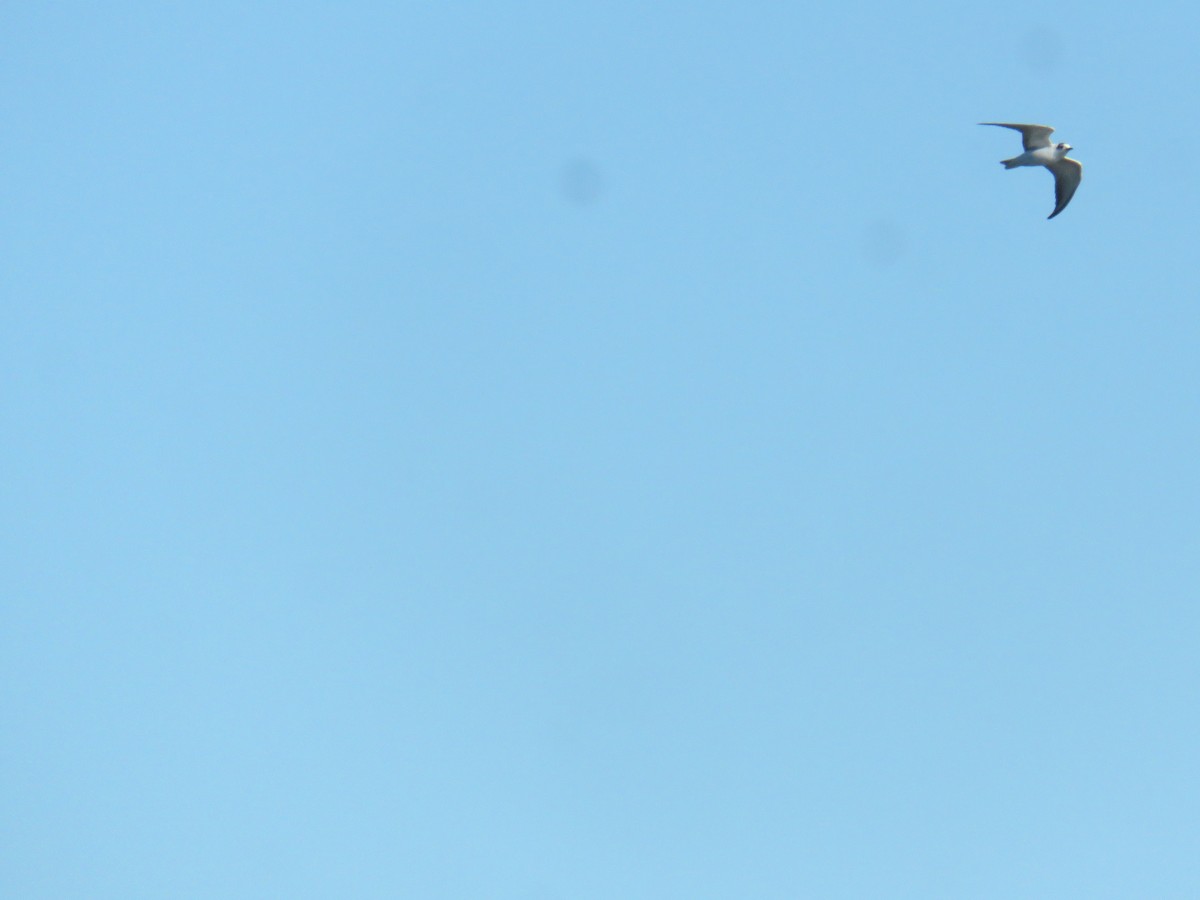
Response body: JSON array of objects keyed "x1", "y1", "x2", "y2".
[{"x1": 1056, "y1": 142, "x2": 1072, "y2": 153}]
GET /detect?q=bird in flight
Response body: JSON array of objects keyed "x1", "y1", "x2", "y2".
[{"x1": 979, "y1": 123, "x2": 1082, "y2": 219}]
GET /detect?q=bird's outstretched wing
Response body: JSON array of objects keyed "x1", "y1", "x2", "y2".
[
  {"x1": 1047, "y1": 158, "x2": 1082, "y2": 219},
  {"x1": 979, "y1": 122, "x2": 1055, "y2": 151}
]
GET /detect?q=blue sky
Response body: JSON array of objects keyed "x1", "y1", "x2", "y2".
[{"x1": 4, "y1": 2, "x2": 1199, "y2": 897}]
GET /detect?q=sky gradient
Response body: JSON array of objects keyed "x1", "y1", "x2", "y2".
[{"x1": 4, "y1": 2, "x2": 1199, "y2": 897}]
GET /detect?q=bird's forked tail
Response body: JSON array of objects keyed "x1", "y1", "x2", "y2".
[{"x1": 1000, "y1": 157, "x2": 1021, "y2": 169}]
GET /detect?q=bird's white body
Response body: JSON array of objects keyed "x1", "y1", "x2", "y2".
[
  {"x1": 1004, "y1": 145, "x2": 1070, "y2": 168},
  {"x1": 979, "y1": 122, "x2": 1083, "y2": 219}
]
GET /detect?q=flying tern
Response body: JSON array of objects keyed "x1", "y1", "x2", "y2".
[{"x1": 980, "y1": 122, "x2": 1082, "y2": 219}]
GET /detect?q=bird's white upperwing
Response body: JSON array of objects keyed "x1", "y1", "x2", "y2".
[{"x1": 979, "y1": 122, "x2": 1055, "y2": 151}]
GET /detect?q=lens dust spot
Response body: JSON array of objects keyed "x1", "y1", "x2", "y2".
[
  {"x1": 862, "y1": 219, "x2": 907, "y2": 267},
  {"x1": 559, "y1": 158, "x2": 604, "y2": 206},
  {"x1": 1020, "y1": 27, "x2": 1063, "y2": 72}
]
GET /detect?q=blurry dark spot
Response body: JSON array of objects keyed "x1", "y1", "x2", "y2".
[
  {"x1": 519, "y1": 886, "x2": 564, "y2": 900},
  {"x1": 1020, "y1": 27, "x2": 1063, "y2": 72},
  {"x1": 862, "y1": 220, "x2": 906, "y2": 266},
  {"x1": 559, "y1": 158, "x2": 604, "y2": 206}
]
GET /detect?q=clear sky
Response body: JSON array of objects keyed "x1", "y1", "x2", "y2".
[{"x1": 4, "y1": 2, "x2": 1199, "y2": 897}]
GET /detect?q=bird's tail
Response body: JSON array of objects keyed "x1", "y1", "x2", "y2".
[{"x1": 1000, "y1": 157, "x2": 1021, "y2": 169}]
